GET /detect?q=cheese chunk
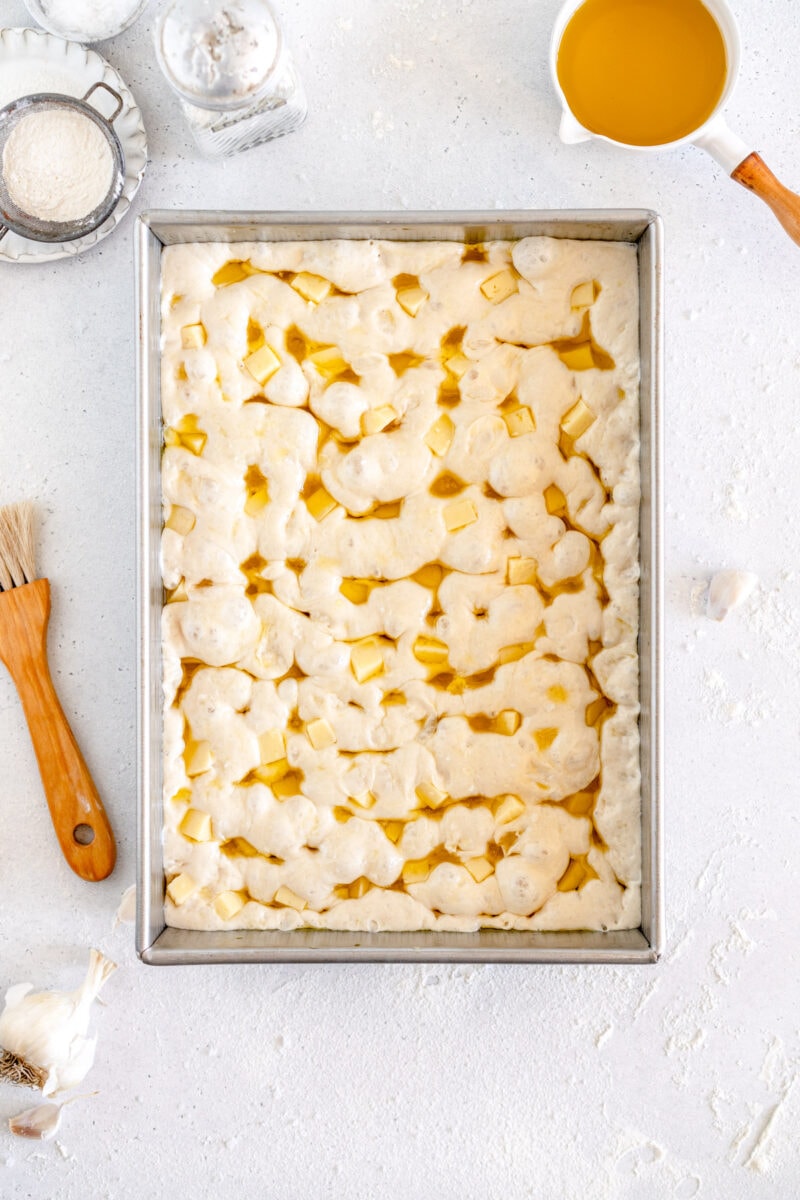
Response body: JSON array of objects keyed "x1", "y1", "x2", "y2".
[
  {"x1": 215, "y1": 890, "x2": 246, "y2": 921},
  {"x1": 258, "y1": 730, "x2": 286, "y2": 765},
  {"x1": 307, "y1": 717, "x2": 337, "y2": 750},
  {"x1": 244, "y1": 343, "x2": 281, "y2": 385},
  {"x1": 503, "y1": 406, "x2": 536, "y2": 437},
  {"x1": 415, "y1": 781, "x2": 448, "y2": 809},
  {"x1": 165, "y1": 505, "x2": 196, "y2": 535},
  {"x1": 361, "y1": 405, "x2": 397, "y2": 435},
  {"x1": 167, "y1": 873, "x2": 197, "y2": 906},
  {"x1": 397, "y1": 286, "x2": 428, "y2": 316},
  {"x1": 180, "y1": 808, "x2": 213, "y2": 842},
  {"x1": 291, "y1": 272, "x2": 332, "y2": 303},
  {"x1": 481, "y1": 269, "x2": 518, "y2": 303},
  {"x1": 181, "y1": 323, "x2": 206, "y2": 349},
  {"x1": 507, "y1": 556, "x2": 538, "y2": 585},
  {"x1": 274, "y1": 886, "x2": 307, "y2": 912},
  {"x1": 424, "y1": 413, "x2": 455, "y2": 456},
  {"x1": 351, "y1": 639, "x2": 384, "y2": 683},
  {"x1": 306, "y1": 486, "x2": 338, "y2": 521},
  {"x1": 444, "y1": 498, "x2": 478, "y2": 532}
]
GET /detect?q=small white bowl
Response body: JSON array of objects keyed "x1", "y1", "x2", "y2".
[{"x1": 24, "y1": 0, "x2": 150, "y2": 44}]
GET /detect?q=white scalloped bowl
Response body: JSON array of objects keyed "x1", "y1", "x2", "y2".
[
  {"x1": 23, "y1": 0, "x2": 149, "y2": 43},
  {"x1": 0, "y1": 27, "x2": 147, "y2": 263}
]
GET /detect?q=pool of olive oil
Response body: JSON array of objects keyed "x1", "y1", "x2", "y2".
[{"x1": 557, "y1": 0, "x2": 728, "y2": 146}]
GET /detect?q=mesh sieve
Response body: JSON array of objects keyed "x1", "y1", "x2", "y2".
[{"x1": 0, "y1": 82, "x2": 125, "y2": 244}]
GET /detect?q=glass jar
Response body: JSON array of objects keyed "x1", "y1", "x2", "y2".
[{"x1": 154, "y1": 0, "x2": 307, "y2": 159}]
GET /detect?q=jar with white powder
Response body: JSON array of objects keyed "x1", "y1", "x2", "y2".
[
  {"x1": 25, "y1": 0, "x2": 149, "y2": 43},
  {"x1": 154, "y1": 0, "x2": 307, "y2": 159}
]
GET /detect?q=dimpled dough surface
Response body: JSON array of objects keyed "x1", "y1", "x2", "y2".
[{"x1": 159, "y1": 237, "x2": 641, "y2": 933}]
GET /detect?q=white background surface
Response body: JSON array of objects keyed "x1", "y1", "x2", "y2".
[{"x1": 1, "y1": 1, "x2": 799, "y2": 1196}]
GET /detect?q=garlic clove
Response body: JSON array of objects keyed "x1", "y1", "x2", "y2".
[
  {"x1": 113, "y1": 884, "x2": 136, "y2": 929},
  {"x1": 707, "y1": 570, "x2": 759, "y2": 621},
  {"x1": 9, "y1": 1101, "x2": 62, "y2": 1140}
]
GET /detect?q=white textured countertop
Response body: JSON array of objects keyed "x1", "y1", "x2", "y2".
[{"x1": 1, "y1": 1, "x2": 799, "y2": 1196}]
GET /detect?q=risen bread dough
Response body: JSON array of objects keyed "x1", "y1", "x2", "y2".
[{"x1": 160, "y1": 237, "x2": 641, "y2": 933}]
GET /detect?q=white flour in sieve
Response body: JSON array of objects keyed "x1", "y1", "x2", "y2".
[{"x1": 2, "y1": 108, "x2": 114, "y2": 224}]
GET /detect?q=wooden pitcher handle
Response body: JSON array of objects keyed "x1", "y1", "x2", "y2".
[
  {"x1": 0, "y1": 580, "x2": 116, "y2": 881},
  {"x1": 732, "y1": 153, "x2": 800, "y2": 247}
]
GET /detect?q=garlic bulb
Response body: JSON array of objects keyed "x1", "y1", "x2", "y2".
[
  {"x1": 0, "y1": 949, "x2": 116, "y2": 1096},
  {"x1": 9, "y1": 1101, "x2": 63, "y2": 1140}
]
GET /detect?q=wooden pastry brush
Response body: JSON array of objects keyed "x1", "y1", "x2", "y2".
[{"x1": 0, "y1": 502, "x2": 116, "y2": 881}]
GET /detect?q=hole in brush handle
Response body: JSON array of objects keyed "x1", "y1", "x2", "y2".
[{"x1": 73, "y1": 823, "x2": 95, "y2": 846}]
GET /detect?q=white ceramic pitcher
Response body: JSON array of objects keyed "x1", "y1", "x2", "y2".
[{"x1": 550, "y1": 0, "x2": 800, "y2": 246}]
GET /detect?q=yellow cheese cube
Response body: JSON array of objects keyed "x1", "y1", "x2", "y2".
[
  {"x1": 167, "y1": 579, "x2": 188, "y2": 604},
  {"x1": 559, "y1": 343, "x2": 595, "y2": 372},
  {"x1": 307, "y1": 717, "x2": 337, "y2": 750},
  {"x1": 465, "y1": 857, "x2": 494, "y2": 883},
  {"x1": 291, "y1": 272, "x2": 332, "y2": 303},
  {"x1": 244, "y1": 343, "x2": 281, "y2": 385},
  {"x1": 165, "y1": 505, "x2": 195, "y2": 535},
  {"x1": 560, "y1": 398, "x2": 596, "y2": 441},
  {"x1": 349, "y1": 876, "x2": 371, "y2": 898},
  {"x1": 497, "y1": 642, "x2": 535, "y2": 665},
  {"x1": 272, "y1": 774, "x2": 302, "y2": 799},
  {"x1": 181, "y1": 323, "x2": 206, "y2": 349},
  {"x1": 446, "y1": 353, "x2": 472, "y2": 380},
  {"x1": 186, "y1": 740, "x2": 213, "y2": 777},
  {"x1": 503, "y1": 406, "x2": 536, "y2": 437},
  {"x1": 534, "y1": 727, "x2": 559, "y2": 751},
  {"x1": 308, "y1": 346, "x2": 347, "y2": 378},
  {"x1": 412, "y1": 563, "x2": 444, "y2": 590},
  {"x1": 496, "y1": 710, "x2": 521, "y2": 736},
  {"x1": 424, "y1": 413, "x2": 455, "y2": 457},
  {"x1": 274, "y1": 885, "x2": 307, "y2": 912},
  {"x1": 544, "y1": 484, "x2": 567, "y2": 516},
  {"x1": 340, "y1": 579, "x2": 371, "y2": 604},
  {"x1": 444, "y1": 498, "x2": 478, "y2": 532},
  {"x1": 383, "y1": 821, "x2": 404, "y2": 844},
  {"x1": 361, "y1": 405, "x2": 397, "y2": 435},
  {"x1": 351, "y1": 639, "x2": 384, "y2": 683},
  {"x1": 415, "y1": 781, "x2": 448, "y2": 809},
  {"x1": 306, "y1": 486, "x2": 338, "y2": 521},
  {"x1": 166, "y1": 873, "x2": 196, "y2": 906},
  {"x1": 402, "y1": 858, "x2": 432, "y2": 885},
  {"x1": 480, "y1": 269, "x2": 518, "y2": 303},
  {"x1": 179, "y1": 808, "x2": 213, "y2": 842},
  {"x1": 252, "y1": 758, "x2": 290, "y2": 785},
  {"x1": 214, "y1": 890, "x2": 246, "y2": 921},
  {"x1": 244, "y1": 485, "x2": 269, "y2": 516},
  {"x1": 571, "y1": 281, "x2": 597, "y2": 309},
  {"x1": 507, "y1": 556, "x2": 538, "y2": 585},
  {"x1": 351, "y1": 790, "x2": 377, "y2": 809},
  {"x1": 494, "y1": 794, "x2": 525, "y2": 825},
  {"x1": 397, "y1": 286, "x2": 429, "y2": 316},
  {"x1": 412, "y1": 635, "x2": 449, "y2": 665},
  {"x1": 181, "y1": 431, "x2": 207, "y2": 456},
  {"x1": 258, "y1": 730, "x2": 285, "y2": 765}
]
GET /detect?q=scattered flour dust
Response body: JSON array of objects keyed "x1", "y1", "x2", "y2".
[{"x1": 701, "y1": 667, "x2": 776, "y2": 727}]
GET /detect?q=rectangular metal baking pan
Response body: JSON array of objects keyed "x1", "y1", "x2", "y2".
[{"x1": 136, "y1": 210, "x2": 663, "y2": 964}]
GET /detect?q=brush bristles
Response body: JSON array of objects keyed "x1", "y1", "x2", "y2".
[{"x1": 0, "y1": 502, "x2": 35, "y2": 590}]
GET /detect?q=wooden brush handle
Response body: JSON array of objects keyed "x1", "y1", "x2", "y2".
[
  {"x1": 0, "y1": 579, "x2": 116, "y2": 881},
  {"x1": 732, "y1": 153, "x2": 800, "y2": 247}
]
